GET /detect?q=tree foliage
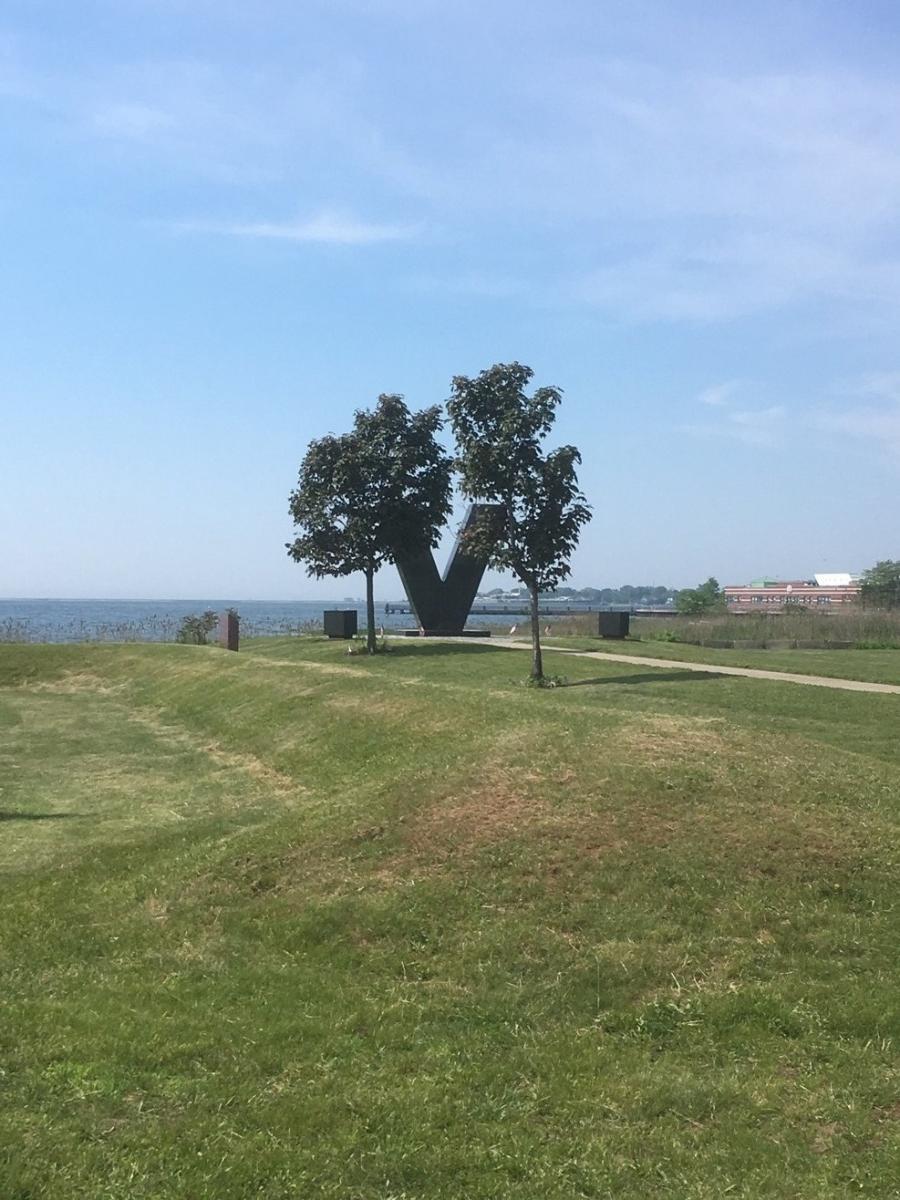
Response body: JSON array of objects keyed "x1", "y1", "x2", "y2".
[
  {"x1": 176, "y1": 610, "x2": 219, "y2": 645},
  {"x1": 287, "y1": 395, "x2": 452, "y2": 652},
  {"x1": 676, "y1": 577, "x2": 725, "y2": 615},
  {"x1": 448, "y1": 362, "x2": 591, "y2": 680},
  {"x1": 860, "y1": 560, "x2": 900, "y2": 610}
]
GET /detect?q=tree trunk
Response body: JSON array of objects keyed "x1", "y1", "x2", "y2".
[
  {"x1": 529, "y1": 582, "x2": 543, "y2": 680},
  {"x1": 365, "y1": 566, "x2": 377, "y2": 654}
]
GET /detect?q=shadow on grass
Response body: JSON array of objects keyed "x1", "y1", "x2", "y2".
[
  {"x1": 563, "y1": 671, "x2": 720, "y2": 688},
  {"x1": 245, "y1": 639, "x2": 505, "y2": 661},
  {"x1": 380, "y1": 642, "x2": 506, "y2": 659},
  {"x1": 0, "y1": 811, "x2": 86, "y2": 822}
]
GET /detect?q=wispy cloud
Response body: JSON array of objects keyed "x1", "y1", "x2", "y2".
[
  {"x1": 697, "y1": 380, "x2": 742, "y2": 407},
  {"x1": 724, "y1": 405, "x2": 786, "y2": 447},
  {"x1": 66, "y1": 55, "x2": 378, "y2": 185},
  {"x1": 426, "y1": 63, "x2": 900, "y2": 324},
  {"x1": 176, "y1": 209, "x2": 417, "y2": 245},
  {"x1": 573, "y1": 234, "x2": 900, "y2": 324},
  {"x1": 688, "y1": 371, "x2": 900, "y2": 457},
  {"x1": 857, "y1": 372, "x2": 900, "y2": 404},
  {"x1": 816, "y1": 373, "x2": 900, "y2": 458},
  {"x1": 683, "y1": 381, "x2": 785, "y2": 447},
  {"x1": 8, "y1": 10, "x2": 900, "y2": 325}
]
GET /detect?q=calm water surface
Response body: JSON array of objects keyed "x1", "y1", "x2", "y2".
[
  {"x1": 0, "y1": 598, "x2": 404, "y2": 643},
  {"x1": 0, "y1": 598, "x2": 507, "y2": 643}
]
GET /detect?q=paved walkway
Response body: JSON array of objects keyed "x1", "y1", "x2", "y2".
[{"x1": 493, "y1": 640, "x2": 900, "y2": 696}]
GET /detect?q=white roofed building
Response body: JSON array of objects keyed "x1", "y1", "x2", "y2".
[
  {"x1": 814, "y1": 573, "x2": 860, "y2": 588},
  {"x1": 724, "y1": 573, "x2": 861, "y2": 609}
]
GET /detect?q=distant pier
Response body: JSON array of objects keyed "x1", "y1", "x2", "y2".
[{"x1": 382, "y1": 602, "x2": 676, "y2": 618}]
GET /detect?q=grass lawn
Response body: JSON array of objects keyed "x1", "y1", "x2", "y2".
[
  {"x1": 2, "y1": 636, "x2": 900, "y2": 1198},
  {"x1": 543, "y1": 635, "x2": 900, "y2": 686}
]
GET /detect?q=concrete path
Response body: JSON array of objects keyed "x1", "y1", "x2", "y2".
[{"x1": 492, "y1": 639, "x2": 900, "y2": 696}]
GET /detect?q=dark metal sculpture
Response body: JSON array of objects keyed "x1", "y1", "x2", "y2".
[{"x1": 394, "y1": 504, "x2": 503, "y2": 634}]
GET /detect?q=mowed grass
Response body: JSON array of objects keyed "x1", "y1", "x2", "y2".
[
  {"x1": 543, "y1": 634, "x2": 900, "y2": 686},
  {"x1": 1, "y1": 637, "x2": 899, "y2": 1199}
]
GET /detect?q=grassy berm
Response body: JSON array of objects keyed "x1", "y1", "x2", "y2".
[{"x1": 1, "y1": 638, "x2": 899, "y2": 1199}]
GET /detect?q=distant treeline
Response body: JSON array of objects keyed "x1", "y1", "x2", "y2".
[{"x1": 480, "y1": 585, "x2": 676, "y2": 605}]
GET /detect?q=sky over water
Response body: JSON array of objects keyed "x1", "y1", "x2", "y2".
[{"x1": 2, "y1": 1, "x2": 898, "y2": 598}]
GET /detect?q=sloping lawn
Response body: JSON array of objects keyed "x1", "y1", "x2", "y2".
[
  {"x1": 543, "y1": 634, "x2": 900, "y2": 685},
  {"x1": 2, "y1": 637, "x2": 899, "y2": 1198}
]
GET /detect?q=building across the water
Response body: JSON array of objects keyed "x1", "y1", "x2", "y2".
[{"x1": 724, "y1": 573, "x2": 861, "y2": 609}]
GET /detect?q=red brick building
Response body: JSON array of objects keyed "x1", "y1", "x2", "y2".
[{"x1": 724, "y1": 573, "x2": 860, "y2": 610}]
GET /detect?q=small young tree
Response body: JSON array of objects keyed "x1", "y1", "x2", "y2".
[
  {"x1": 448, "y1": 362, "x2": 591, "y2": 681},
  {"x1": 287, "y1": 395, "x2": 452, "y2": 653},
  {"x1": 175, "y1": 609, "x2": 219, "y2": 645},
  {"x1": 860, "y1": 560, "x2": 900, "y2": 610},
  {"x1": 676, "y1": 577, "x2": 725, "y2": 615}
]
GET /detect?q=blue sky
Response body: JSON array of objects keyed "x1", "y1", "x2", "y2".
[{"x1": 2, "y1": 0, "x2": 898, "y2": 599}]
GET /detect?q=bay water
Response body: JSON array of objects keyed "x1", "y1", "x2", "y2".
[{"x1": 0, "y1": 598, "x2": 507, "y2": 643}]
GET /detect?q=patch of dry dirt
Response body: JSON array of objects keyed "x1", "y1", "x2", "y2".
[
  {"x1": 28, "y1": 672, "x2": 129, "y2": 697},
  {"x1": 613, "y1": 713, "x2": 730, "y2": 765},
  {"x1": 373, "y1": 712, "x2": 866, "y2": 888},
  {"x1": 126, "y1": 706, "x2": 306, "y2": 799}
]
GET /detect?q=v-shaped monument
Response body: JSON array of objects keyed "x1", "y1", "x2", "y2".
[{"x1": 394, "y1": 504, "x2": 503, "y2": 635}]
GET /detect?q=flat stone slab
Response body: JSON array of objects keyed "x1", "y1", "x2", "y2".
[{"x1": 400, "y1": 628, "x2": 491, "y2": 638}]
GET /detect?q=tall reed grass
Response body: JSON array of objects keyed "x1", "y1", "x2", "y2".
[
  {"x1": 0, "y1": 614, "x2": 324, "y2": 644},
  {"x1": 548, "y1": 608, "x2": 900, "y2": 649}
]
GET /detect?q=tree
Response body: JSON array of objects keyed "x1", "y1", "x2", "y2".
[
  {"x1": 676, "y1": 577, "x2": 724, "y2": 615},
  {"x1": 448, "y1": 362, "x2": 591, "y2": 681},
  {"x1": 860, "y1": 560, "x2": 900, "y2": 610},
  {"x1": 175, "y1": 610, "x2": 219, "y2": 645},
  {"x1": 287, "y1": 395, "x2": 452, "y2": 653}
]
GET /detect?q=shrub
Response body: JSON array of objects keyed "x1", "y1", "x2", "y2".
[
  {"x1": 676, "y1": 577, "x2": 725, "y2": 616},
  {"x1": 523, "y1": 673, "x2": 567, "y2": 688},
  {"x1": 176, "y1": 610, "x2": 219, "y2": 645},
  {"x1": 346, "y1": 636, "x2": 391, "y2": 656}
]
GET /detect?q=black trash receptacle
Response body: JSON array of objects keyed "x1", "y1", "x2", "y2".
[
  {"x1": 324, "y1": 610, "x2": 359, "y2": 639},
  {"x1": 597, "y1": 612, "x2": 630, "y2": 639}
]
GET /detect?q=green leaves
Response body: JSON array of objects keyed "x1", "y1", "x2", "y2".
[
  {"x1": 447, "y1": 363, "x2": 591, "y2": 596},
  {"x1": 175, "y1": 610, "x2": 219, "y2": 645},
  {"x1": 676, "y1": 578, "x2": 725, "y2": 616},
  {"x1": 287, "y1": 394, "x2": 454, "y2": 652},
  {"x1": 860, "y1": 561, "x2": 900, "y2": 610},
  {"x1": 286, "y1": 395, "x2": 453, "y2": 581},
  {"x1": 287, "y1": 363, "x2": 592, "y2": 675},
  {"x1": 447, "y1": 361, "x2": 591, "y2": 680}
]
